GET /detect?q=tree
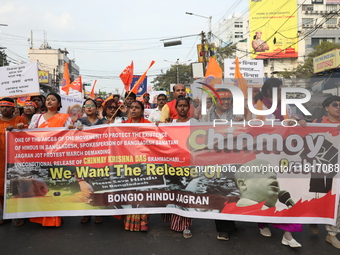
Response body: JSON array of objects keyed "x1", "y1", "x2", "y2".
[
  {"x1": 151, "y1": 64, "x2": 192, "y2": 91},
  {"x1": 216, "y1": 44, "x2": 237, "y2": 70},
  {"x1": 278, "y1": 41, "x2": 340, "y2": 79},
  {"x1": 0, "y1": 49, "x2": 9, "y2": 66}
]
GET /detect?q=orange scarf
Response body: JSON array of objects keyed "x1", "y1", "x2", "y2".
[{"x1": 39, "y1": 113, "x2": 69, "y2": 128}]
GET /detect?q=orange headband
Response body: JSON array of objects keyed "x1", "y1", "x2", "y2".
[
  {"x1": 25, "y1": 101, "x2": 38, "y2": 108},
  {"x1": 0, "y1": 101, "x2": 15, "y2": 107},
  {"x1": 216, "y1": 91, "x2": 232, "y2": 98}
]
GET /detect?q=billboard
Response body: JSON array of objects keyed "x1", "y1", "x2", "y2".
[
  {"x1": 313, "y1": 49, "x2": 340, "y2": 73},
  {"x1": 249, "y1": 0, "x2": 298, "y2": 59}
]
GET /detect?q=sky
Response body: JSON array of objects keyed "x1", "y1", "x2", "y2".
[{"x1": 0, "y1": 0, "x2": 248, "y2": 94}]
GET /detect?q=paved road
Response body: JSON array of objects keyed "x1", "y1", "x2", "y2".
[{"x1": 0, "y1": 216, "x2": 338, "y2": 255}]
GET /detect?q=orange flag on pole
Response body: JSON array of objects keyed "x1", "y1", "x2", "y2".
[
  {"x1": 120, "y1": 61, "x2": 134, "y2": 92},
  {"x1": 90, "y1": 80, "x2": 97, "y2": 99},
  {"x1": 61, "y1": 62, "x2": 71, "y2": 95},
  {"x1": 130, "y1": 61, "x2": 155, "y2": 94},
  {"x1": 204, "y1": 57, "x2": 223, "y2": 85},
  {"x1": 70, "y1": 76, "x2": 83, "y2": 93},
  {"x1": 234, "y1": 57, "x2": 248, "y2": 97}
]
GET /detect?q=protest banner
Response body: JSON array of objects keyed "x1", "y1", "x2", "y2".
[
  {"x1": 4, "y1": 123, "x2": 339, "y2": 225},
  {"x1": 0, "y1": 62, "x2": 40, "y2": 98}
]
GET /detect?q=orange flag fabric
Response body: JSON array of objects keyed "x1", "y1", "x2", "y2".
[
  {"x1": 234, "y1": 57, "x2": 248, "y2": 97},
  {"x1": 120, "y1": 61, "x2": 134, "y2": 92},
  {"x1": 130, "y1": 61, "x2": 155, "y2": 94},
  {"x1": 90, "y1": 80, "x2": 97, "y2": 99},
  {"x1": 61, "y1": 62, "x2": 71, "y2": 95},
  {"x1": 204, "y1": 57, "x2": 222, "y2": 85},
  {"x1": 70, "y1": 76, "x2": 83, "y2": 93}
]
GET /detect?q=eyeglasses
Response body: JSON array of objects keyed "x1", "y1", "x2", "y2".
[
  {"x1": 331, "y1": 102, "x2": 340, "y2": 108},
  {"x1": 83, "y1": 104, "x2": 96, "y2": 108},
  {"x1": 24, "y1": 106, "x2": 35, "y2": 109},
  {"x1": 107, "y1": 106, "x2": 118, "y2": 110},
  {"x1": 157, "y1": 98, "x2": 166, "y2": 101}
]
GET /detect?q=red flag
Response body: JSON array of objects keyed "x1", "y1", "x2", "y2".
[
  {"x1": 130, "y1": 61, "x2": 155, "y2": 94},
  {"x1": 204, "y1": 57, "x2": 222, "y2": 86},
  {"x1": 61, "y1": 62, "x2": 71, "y2": 95},
  {"x1": 90, "y1": 80, "x2": 97, "y2": 99},
  {"x1": 120, "y1": 61, "x2": 134, "y2": 92},
  {"x1": 70, "y1": 76, "x2": 82, "y2": 93},
  {"x1": 234, "y1": 58, "x2": 248, "y2": 97}
]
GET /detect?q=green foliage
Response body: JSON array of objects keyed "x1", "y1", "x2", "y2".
[
  {"x1": 151, "y1": 64, "x2": 192, "y2": 91},
  {"x1": 0, "y1": 50, "x2": 9, "y2": 66},
  {"x1": 277, "y1": 41, "x2": 340, "y2": 79},
  {"x1": 216, "y1": 44, "x2": 237, "y2": 70}
]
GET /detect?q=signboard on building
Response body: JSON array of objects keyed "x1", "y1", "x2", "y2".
[
  {"x1": 249, "y1": 0, "x2": 298, "y2": 59},
  {"x1": 0, "y1": 62, "x2": 40, "y2": 98},
  {"x1": 224, "y1": 59, "x2": 264, "y2": 86},
  {"x1": 313, "y1": 49, "x2": 340, "y2": 74},
  {"x1": 38, "y1": 70, "x2": 49, "y2": 84}
]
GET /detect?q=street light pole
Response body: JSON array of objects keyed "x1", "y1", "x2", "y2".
[{"x1": 185, "y1": 12, "x2": 212, "y2": 44}]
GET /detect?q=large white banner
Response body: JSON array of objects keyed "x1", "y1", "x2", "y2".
[{"x1": 0, "y1": 62, "x2": 40, "y2": 98}]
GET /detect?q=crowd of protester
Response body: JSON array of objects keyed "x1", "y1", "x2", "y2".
[{"x1": 0, "y1": 78, "x2": 339, "y2": 249}]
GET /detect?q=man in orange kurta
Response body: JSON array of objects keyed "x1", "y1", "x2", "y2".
[{"x1": 0, "y1": 98, "x2": 27, "y2": 225}]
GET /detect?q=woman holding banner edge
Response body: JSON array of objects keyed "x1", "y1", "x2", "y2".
[{"x1": 28, "y1": 92, "x2": 72, "y2": 227}]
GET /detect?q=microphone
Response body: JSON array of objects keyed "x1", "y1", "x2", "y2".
[{"x1": 278, "y1": 190, "x2": 295, "y2": 208}]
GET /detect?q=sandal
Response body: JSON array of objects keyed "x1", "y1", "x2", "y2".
[
  {"x1": 81, "y1": 216, "x2": 90, "y2": 224},
  {"x1": 183, "y1": 229, "x2": 192, "y2": 239},
  {"x1": 94, "y1": 216, "x2": 102, "y2": 224},
  {"x1": 14, "y1": 219, "x2": 25, "y2": 227}
]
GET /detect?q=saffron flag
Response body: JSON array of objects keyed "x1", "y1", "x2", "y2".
[
  {"x1": 204, "y1": 57, "x2": 222, "y2": 86},
  {"x1": 130, "y1": 61, "x2": 155, "y2": 95},
  {"x1": 16, "y1": 97, "x2": 29, "y2": 106},
  {"x1": 61, "y1": 63, "x2": 71, "y2": 95},
  {"x1": 90, "y1": 80, "x2": 97, "y2": 99},
  {"x1": 70, "y1": 76, "x2": 82, "y2": 93},
  {"x1": 120, "y1": 61, "x2": 134, "y2": 92},
  {"x1": 234, "y1": 57, "x2": 248, "y2": 97}
]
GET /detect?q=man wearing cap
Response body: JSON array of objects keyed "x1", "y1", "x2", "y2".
[
  {"x1": 0, "y1": 98, "x2": 27, "y2": 226},
  {"x1": 143, "y1": 93, "x2": 152, "y2": 109},
  {"x1": 208, "y1": 88, "x2": 243, "y2": 122},
  {"x1": 160, "y1": 84, "x2": 194, "y2": 122}
]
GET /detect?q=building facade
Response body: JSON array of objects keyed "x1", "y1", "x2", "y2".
[{"x1": 28, "y1": 47, "x2": 79, "y2": 92}]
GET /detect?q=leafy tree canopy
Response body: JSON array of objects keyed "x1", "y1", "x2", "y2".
[
  {"x1": 278, "y1": 41, "x2": 340, "y2": 79},
  {"x1": 151, "y1": 64, "x2": 191, "y2": 91}
]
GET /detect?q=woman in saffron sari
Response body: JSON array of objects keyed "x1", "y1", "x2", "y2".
[
  {"x1": 123, "y1": 101, "x2": 150, "y2": 231},
  {"x1": 28, "y1": 93, "x2": 72, "y2": 227}
]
